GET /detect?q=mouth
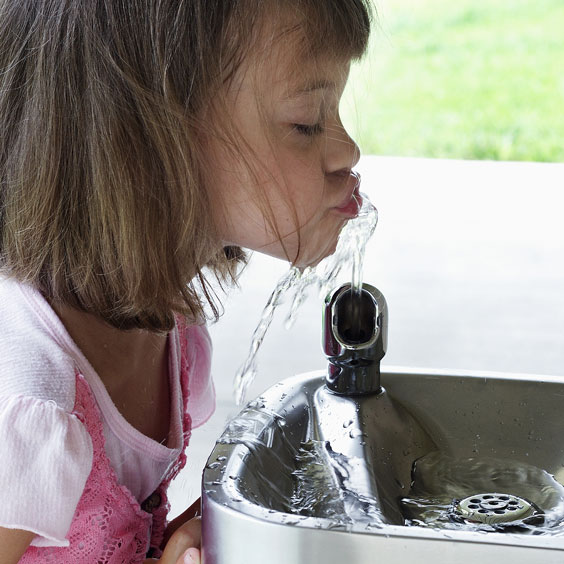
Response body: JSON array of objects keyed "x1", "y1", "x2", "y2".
[{"x1": 333, "y1": 172, "x2": 362, "y2": 219}]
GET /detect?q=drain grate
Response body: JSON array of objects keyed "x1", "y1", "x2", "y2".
[{"x1": 456, "y1": 493, "x2": 534, "y2": 525}]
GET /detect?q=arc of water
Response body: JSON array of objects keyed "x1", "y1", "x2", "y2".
[{"x1": 233, "y1": 193, "x2": 378, "y2": 405}]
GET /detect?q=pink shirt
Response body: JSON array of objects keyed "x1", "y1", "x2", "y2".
[{"x1": 0, "y1": 276, "x2": 215, "y2": 548}]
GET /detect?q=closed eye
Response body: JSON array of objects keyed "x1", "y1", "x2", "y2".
[{"x1": 294, "y1": 123, "x2": 324, "y2": 137}]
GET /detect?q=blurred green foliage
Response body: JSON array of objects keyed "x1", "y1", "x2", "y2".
[{"x1": 342, "y1": 0, "x2": 564, "y2": 161}]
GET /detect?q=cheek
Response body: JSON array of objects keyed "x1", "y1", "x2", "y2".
[
  {"x1": 205, "y1": 152, "x2": 297, "y2": 250},
  {"x1": 204, "y1": 124, "x2": 328, "y2": 257},
  {"x1": 273, "y1": 149, "x2": 326, "y2": 219}
]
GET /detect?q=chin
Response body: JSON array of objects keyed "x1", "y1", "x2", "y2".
[{"x1": 295, "y1": 238, "x2": 340, "y2": 269}]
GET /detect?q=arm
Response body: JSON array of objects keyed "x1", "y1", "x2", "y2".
[
  {"x1": 0, "y1": 521, "x2": 202, "y2": 564},
  {"x1": 0, "y1": 527, "x2": 35, "y2": 564}
]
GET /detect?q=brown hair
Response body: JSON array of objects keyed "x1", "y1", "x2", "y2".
[{"x1": 0, "y1": 0, "x2": 372, "y2": 332}]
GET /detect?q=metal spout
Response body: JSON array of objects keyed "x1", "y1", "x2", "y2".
[{"x1": 322, "y1": 283, "x2": 387, "y2": 395}]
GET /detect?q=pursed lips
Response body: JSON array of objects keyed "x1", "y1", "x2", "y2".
[{"x1": 333, "y1": 171, "x2": 362, "y2": 216}]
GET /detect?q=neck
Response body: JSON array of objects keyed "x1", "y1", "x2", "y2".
[{"x1": 49, "y1": 302, "x2": 169, "y2": 387}]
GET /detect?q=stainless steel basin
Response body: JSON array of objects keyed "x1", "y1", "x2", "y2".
[{"x1": 202, "y1": 367, "x2": 564, "y2": 563}]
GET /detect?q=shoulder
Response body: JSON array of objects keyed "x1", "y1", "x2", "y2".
[
  {"x1": 176, "y1": 318, "x2": 215, "y2": 428},
  {"x1": 0, "y1": 277, "x2": 77, "y2": 411},
  {"x1": 177, "y1": 319, "x2": 212, "y2": 372},
  {"x1": 186, "y1": 322, "x2": 212, "y2": 354},
  {"x1": 0, "y1": 392, "x2": 94, "y2": 548}
]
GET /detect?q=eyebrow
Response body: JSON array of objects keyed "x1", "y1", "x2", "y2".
[{"x1": 286, "y1": 79, "x2": 337, "y2": 98}]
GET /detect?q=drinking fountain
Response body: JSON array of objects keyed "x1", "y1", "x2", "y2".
[
  {"x1": 312, "y1": 283, "x2": 436, "y2": 525},
  {"x1": 201, "y1": 283, "x2": 564, "y2": 564}
]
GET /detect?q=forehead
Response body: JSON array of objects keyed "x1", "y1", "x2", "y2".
[
  {"x1": 221, "y1": 12, "x2": 353, "y2": 113},
  {"x1": 252, "y1": 34, "x2": 351, "y2": 99},
  {"x1": 218, "y1": 0, "x2": 369, "y2": 101}
]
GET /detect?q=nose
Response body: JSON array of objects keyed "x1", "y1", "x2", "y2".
[{"x1": 324, "y1": 116, "x2": 361, "y2": 176}]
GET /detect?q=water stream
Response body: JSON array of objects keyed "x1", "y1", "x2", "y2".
[
  {"x1": 232, "y1": 268, "x2": 301, "y2": 406},
  {"x1": 233, "y1": 190, "x2": 378, "y2": 405},
  {"x1": 290, "y1": 439, "x2": 384, "y2": 528}
]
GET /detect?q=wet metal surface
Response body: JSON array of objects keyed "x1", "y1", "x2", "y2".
[{"x1": 202, "y1": 368, "x2": 564, "y2": 563}]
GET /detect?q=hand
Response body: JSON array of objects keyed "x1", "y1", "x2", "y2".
[{"x1": 143, "y1": 515, "x2": 201, "y2": 564}]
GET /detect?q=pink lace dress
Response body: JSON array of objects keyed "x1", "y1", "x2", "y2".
[{"x1": 0, "y1": 276, "x2": 214, "y2": 564}]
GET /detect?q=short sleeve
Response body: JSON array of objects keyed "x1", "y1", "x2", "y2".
[
  {"x1": 0, "y1": 395, "x2": 93, "y2": 547},
  {"x1": 184, "y1": 324, "x2": 216, "y2": 428}
]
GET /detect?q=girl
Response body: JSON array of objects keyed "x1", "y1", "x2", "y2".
[{"x1": 0, "y1": 1, "x2": 371, "y2": 562}]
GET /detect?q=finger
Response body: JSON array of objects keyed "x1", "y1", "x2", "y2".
[
  {"x1": 162, "y1": 498, "x2": 201, "y2": 548},
  {"x1": 159, "y1": 517, "x2": 201, "y2": 563},
  {"x1": 176, "y1": 547, "x2": 201, "y2": 564}
]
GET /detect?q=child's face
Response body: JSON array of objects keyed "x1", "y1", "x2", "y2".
[{"x1": 207, "y1": 28, "x2": 361, "y2": 267}]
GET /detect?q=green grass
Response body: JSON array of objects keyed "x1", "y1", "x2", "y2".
[{"x1": 342, "y1": 0, "x2": 564, "y2": 161}]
